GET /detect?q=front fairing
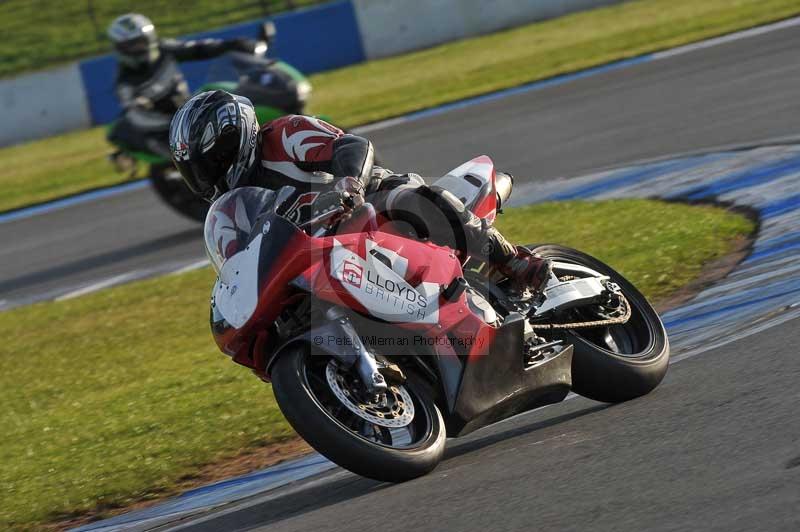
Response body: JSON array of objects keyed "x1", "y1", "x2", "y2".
[
  {"x1": 206, "y1": 187, "x2": 312, "y2": 359},
  {"x1": 208, "y1": 194, "x2": 500, "y2": 372},
  {"x1": 210, "y1": 212, "x2": 315, "y2": 358}
]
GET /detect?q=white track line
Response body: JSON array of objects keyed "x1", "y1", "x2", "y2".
[
  {"x1": 55, "y1": 272, "x2": 143, "y2": 301},
  {"x1": 651, "y1": 16, "x2": 800, "y2": 60},
  {"x1": 50, "y1": 258, "x2": 211, "y2": 303},
  {"x1": 171, "y1": 258, "x2": 211, "y2": 275}
]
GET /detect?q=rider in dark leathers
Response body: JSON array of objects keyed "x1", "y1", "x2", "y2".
[
  {"x1": 107, "y1": 13, "x2": 257, "y2": 158},
  {"x1": 169, "y1": 90, "x2": 553, "y2": 292}
]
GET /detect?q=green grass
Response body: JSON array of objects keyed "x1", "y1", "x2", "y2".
[
  {"x1": 0, "y1": 0, "x2": 323, "y2": 78},
  {"x1": 2, "y1": 0, "x2": 800, "y2": 213},
  {"x1": 0, "y1": 199, "x2": 754, "y2": 530},
  {"x1": 0, "y1": 127, "x2": 128, "y2": 211}
]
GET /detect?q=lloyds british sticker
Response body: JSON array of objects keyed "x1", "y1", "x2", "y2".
[{"x1": 331, "y1": 240, "x2": 440, "y2": 324}]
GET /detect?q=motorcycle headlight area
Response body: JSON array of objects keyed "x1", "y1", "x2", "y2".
[{"x1": 296, "y1": 80, "x2": 312, "y2": 102}]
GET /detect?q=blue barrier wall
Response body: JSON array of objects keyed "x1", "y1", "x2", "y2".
[
  {"x1": 78, "y1": 0, "x2": 364, "y2": 125},
  {"x1": 0, "y1": 0, "x2": 627, "y2": 146}
]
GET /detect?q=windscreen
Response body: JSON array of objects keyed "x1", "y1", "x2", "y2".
[
  {"x1": 204, "y1": 56, "x2": 240, "y2": 84},
  {"x1": 203, "y1": 187, "x2": 277, "y2": 274},
  {"x1": 205, "y1": 52, "x2": 272, "y2": 83}
]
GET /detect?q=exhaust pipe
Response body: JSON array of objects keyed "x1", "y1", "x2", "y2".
[{"x1": 496, "y1": 171, "x2": 513, "y2": 208}]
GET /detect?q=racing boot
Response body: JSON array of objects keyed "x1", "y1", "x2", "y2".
[
  {"x1": 474, "y1": 222, "x2": 552, "y2": 294},
  {"x1": 496, "y1": 245, "x2": 553, "y2": 294}
]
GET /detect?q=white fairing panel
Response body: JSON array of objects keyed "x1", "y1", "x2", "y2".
[
  {"x1": 212, "y1": 233, "x2": 262, "y2": 328},
  {"x1": 330, "y1": 239, "x2": 440, "y2": 324},
  {"x1": 204, "y1": 193, "x2": 252, "y2": 275},
  {"x1": 204, "y1": 187, "x2": 276, "y2": 276},
  {"x1": 431, "y1": 155, "x2": 494, "y2": 209},
  {"x1": 365, "y1": 239, "x2": 408, "y2": 277}
]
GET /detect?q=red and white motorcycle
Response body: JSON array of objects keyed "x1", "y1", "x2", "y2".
[{"x1": 204, "y1": 156, "x2": 669, "y2": 481}]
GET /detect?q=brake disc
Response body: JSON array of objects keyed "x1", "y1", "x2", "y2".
[{"x1": 325, "y1": 361, "x2": 415, "y2": 428}]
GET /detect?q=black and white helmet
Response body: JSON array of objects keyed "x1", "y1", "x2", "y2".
[
  {"x1": 169, "y1": 91, "x2": 260, "y2": 199},
  {"x1": 108, "y1": 13, "x2": 159, "y2": 67}
]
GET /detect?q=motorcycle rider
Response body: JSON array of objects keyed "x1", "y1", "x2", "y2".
[
  {"x1": 168, "y1": 90, "x2": 552, "y2": 292},
  {"x1": 107, "y1": 13, "x2": 259, "y2": 159}
]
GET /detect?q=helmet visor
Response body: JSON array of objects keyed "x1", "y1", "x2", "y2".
[
  {"x1": 173, "y1": 123, "x2": 240, "y2": 198},
  {"x1": 115, "y1": 36, "x2": 151, "y2": 56},
  {"x1": 174, "y1": 158, "x2": 220, "y2": 198}
]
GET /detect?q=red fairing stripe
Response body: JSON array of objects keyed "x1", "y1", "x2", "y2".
[{"x1": 472, "y1": 166, "x2": 498, "y2": 222}]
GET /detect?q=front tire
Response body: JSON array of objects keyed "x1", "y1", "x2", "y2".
[
  {"x1": 271, "y1": 346, "x2": 446, "y2": 482},
  {"x1": 531, "y1": 244, "x2": 670, "y2": 403}
]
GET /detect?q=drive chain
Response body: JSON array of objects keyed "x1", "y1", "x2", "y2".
[{"x1": 529, "y1": 293, "x2": 632, "y2": 330}]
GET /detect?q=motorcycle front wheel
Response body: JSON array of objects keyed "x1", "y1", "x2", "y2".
[
  {"x1": 149, "y1": 164, "x2": 210, "y2": 222},
  {"x1": 271, "y1": 346, "x2": 446, "y2": 482},
  {"x1": 531, "y1": 244, "x2": 670, "y2": 403}
]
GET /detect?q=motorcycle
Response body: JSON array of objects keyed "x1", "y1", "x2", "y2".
[
  {"x1": 204, "y1": 155, "x2": 670, "y2": 481},
  {"x1": 108, "y1": 22, "x2": 313, "y2": 222}
]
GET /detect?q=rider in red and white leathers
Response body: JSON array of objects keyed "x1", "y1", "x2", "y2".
[{"x1": 169, "y1": 91, "x2": 551, "y2": 291}]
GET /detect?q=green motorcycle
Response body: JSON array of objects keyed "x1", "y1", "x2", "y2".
[{"x1": 108, "y1": 23, "x2": 314, "y2": 222}]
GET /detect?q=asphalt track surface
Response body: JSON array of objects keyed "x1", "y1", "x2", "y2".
[
  {"x1": 5, "y1": 21, "x2": 800, "y2": 308},
  {"x1": 169, "y1": 317, "x2": 800, "y2": 532}
]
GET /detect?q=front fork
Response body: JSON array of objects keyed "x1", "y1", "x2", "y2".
[
  {"x1": 324, "y1": 307, "x2": 389, "y2": 393},
  {"x1": 276, "y1": 307, "x2": 389, "y2": 393}
]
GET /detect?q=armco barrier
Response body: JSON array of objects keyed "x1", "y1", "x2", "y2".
[
  {"x1": 0, "y1": 63, "x2": 91, "y2": 146},
  {"x1": 352, "y1": 0, "x2": 622, "y2": 59}
]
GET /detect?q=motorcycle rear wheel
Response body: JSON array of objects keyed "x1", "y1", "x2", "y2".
[
  {"x1": 271, "y1": 346, "x2": 446, "y2": 482},
  {"x1": 531, "y1": 244, "x2": 670, "y2": 403},
  {"x1": 149, "y1": 164, "x2": 210, "y2": 222}
]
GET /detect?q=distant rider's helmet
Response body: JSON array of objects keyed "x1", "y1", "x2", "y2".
[
  {"x1": 169, "y1": 90, "x2": 260, "y2": 200},
  {"x1": 108, "y1": 13, "x2": 160, "y2": 67}
]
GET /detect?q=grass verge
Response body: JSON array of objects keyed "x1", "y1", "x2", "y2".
[
  {"x1": 2, "y1": 0, "x2": 800, "y2": 213},
  {"x1": 0, "y1": 199, "x2": 754, "y2": 529},
  {"x1": 0, "y1": 0, "x2": 322, "y2": 78}
]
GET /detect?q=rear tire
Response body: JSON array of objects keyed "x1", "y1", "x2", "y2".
[
  {"x1": 531, "y1": 244, "x2": 670, "y2": 403},
  {"x1": 149, "y1": 164, "x2": 209, "y2": 222},
  {"x1": 271, "y1": 346, "x2": 446, "y2": 482}
]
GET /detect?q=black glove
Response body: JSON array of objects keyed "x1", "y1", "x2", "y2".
[
  {"x1": 334, "y1": 176, "x2": 365, "y2": 210},
  {"x1": 310, "y1": 177, "x2": 365, "y2": 220},
  {"x1": 231, "y1": 38, "x2": 258, "y2": 54},
  {"x1": 310, "y1": 191, "x2": 344, "y2": 218}
]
